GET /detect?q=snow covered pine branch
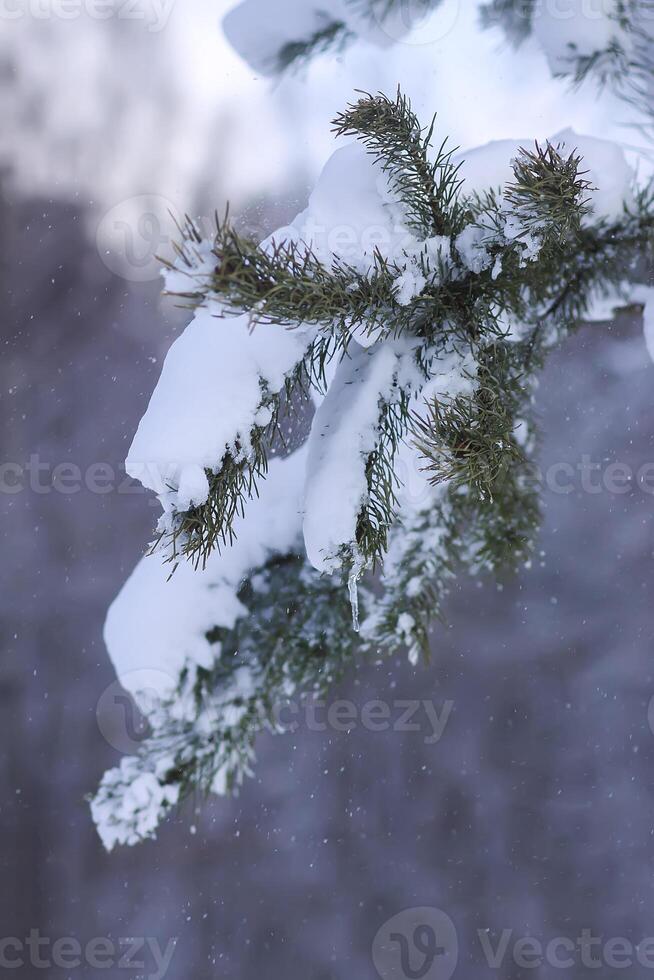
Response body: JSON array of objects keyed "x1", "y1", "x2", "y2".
[
  {"x1": 223, "y1": 0, "x2": 443, "y2": 74},
  {"x1": 224, "y1": 0, "x2": 654, "y2": 113},
  {"x1": 91, "y1": 89, "x2": 654, "y2": 849},
  {"x1": 482, "y1": 0, "x2": 654, "y2": 124}
]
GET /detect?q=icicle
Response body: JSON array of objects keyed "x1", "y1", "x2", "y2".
[{"x1": 347, "y1": 552, "x2": 366, "y2": 633}]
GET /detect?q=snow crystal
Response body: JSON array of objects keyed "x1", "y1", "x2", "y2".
[{"x1": 175, "y1": 464, "x2": 210, "y2": 512}]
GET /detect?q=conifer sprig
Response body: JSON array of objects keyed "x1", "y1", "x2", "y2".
[
  {"x1": 92, "y1": 554, "x2": 368, "y2": 848},
  {"x1": 332, "y1": 88, "x2": 464, "y2": 237},
  {"x1": 168, "y1": 211, "x2": 398, "y2": 333},
  {"x1": 411, "y1": 345, "x2": 527, "y2": 500},
  {"x1": 159, "y1": 92, "x2": 639, "y2": 572},
  {"x1": 162, "y1": 335, "x2": 334, "y2": 569},
  {"x1": 355, "y1": 385, "x2": 412, "y2": 567},
  {"x1": 504, "y1": 142, "x2": 592, "y2": 238}
]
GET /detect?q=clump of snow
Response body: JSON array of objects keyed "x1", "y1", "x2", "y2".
[
  {"x1": 223, "y1": 0, "x2": 346, "y2": 76},
  {"x1": 391, "y1": 235, "x2": 451, "y2": 303},
  {"x1": 105, "y1": 448, "x2": 307, "y2": 711},
  {"x1": 394, "y1": 268, "x2": 427, "y2": 306},
  {"x1": 455, "y1": 138, "x2": 525, "y2": 197},
  {"x1": 455, "y1": 224, "x2": 494, "y2": 274},
  {"x1": 291, "y1": 142, "x2": 412, "y2": 273},
  {"x1": 628, "y1": 286, "x2": 654, "y2": 363},
  {"x1": 455, "y1": 129, "x2": 634, "y2": 223},
  {"x1": 91, "y1": 758, "x2": 180, "y2": 852},
  {"x1": 126, "y1": 302, "x2": 312, "y2": 513},
  {"x1": 302, "y1": 338, "x2": 421, "y2": 573},
  {"x1": 553, "y1": 128, "x2": 635, "y2": 221}
]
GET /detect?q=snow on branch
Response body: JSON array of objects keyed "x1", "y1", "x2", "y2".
[
  {"x1": 332, "y1": 88, "x2": 465, "y2": 238},
  {"x1": 92, "y1": 89, "x2": 654, "y2": 848},
  {"x1": 223, "y1": 0, "x2": 443, "y2": 75},
  {"x1": 481, "y1": 0, "x2": 654, "y2": 130}
]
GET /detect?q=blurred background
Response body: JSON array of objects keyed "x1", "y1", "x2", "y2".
[{"x1": 2, "y1": 1, "x2": 654, "y2": 977}]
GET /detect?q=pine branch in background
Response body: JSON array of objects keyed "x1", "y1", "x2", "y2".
[
  {"x1": 276, "y1": 19, "x2": 353, "y2": 73},
  {"x1": 236, "y1": 0, "x2": 445, "y2": 75},
  {"x1": 480, "y1": 0, "x2": 654, "y2": 130},
  {"x1": 479, "y1": 0, "x2": 535, "y2": 43}
]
